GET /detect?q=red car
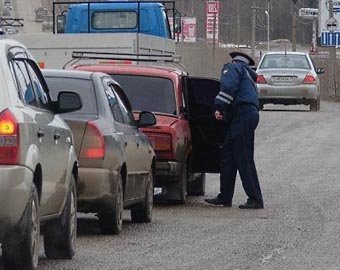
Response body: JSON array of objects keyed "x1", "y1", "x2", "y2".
[{"x1": 74, "y1": 63, "x2": 225, "y2": 203}]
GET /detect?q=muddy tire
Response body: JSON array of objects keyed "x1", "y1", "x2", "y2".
[
  {"x1": 187, "y1": 173, "x2": 206, "y2": 196},
  {"x1": 44, "y1": 175, "x2": 77, "y2": 259},
  {"x1": 98, "y1": 174, "x2": 124, "y2": 235},
  {"x1": 165, "y1": 164, "x2": 187, "y2": 204},
  {"x1": 310, "y1": 98, "x2": 320, "y2": 112},
  {"x1": 2, "y1": 184, "x2": 40, "y2": 270},
  {"x1": 131, "y1": 171, "x2": 154, "y2": 223},
  {"x1": 259, "y1": 101, "x2": 264, "y2": 111}
]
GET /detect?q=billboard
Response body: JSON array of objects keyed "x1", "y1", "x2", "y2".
[
  {"x1": 206, "y1": 1, "x2": 220, "y2": 43},
  {"x1": 182, "y1": 17, "x2": 197, "y2": 42},
  {"x1": 169, "y1": 17, "x2": 197, "y2": 42}
]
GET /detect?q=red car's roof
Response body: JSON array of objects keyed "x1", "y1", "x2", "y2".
[{"x1": 74, "y1": 64, "x2": 185, "y2": 79}]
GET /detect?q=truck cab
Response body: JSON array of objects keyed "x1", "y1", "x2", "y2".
[{"x1": 55, "y1": 1, "x2": 179, "y2": 39}]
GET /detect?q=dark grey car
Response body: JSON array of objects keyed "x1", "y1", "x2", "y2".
[{"x1": 43, "y1": 69, "x2": 156, "y2": 235}]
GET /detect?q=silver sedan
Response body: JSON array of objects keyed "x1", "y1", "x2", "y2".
[{"x1": 256, "y1": 52, "x2": 324, "y2": 111}]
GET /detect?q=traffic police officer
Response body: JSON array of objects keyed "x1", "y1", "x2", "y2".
[{"x1": 205, "y1": 52, "x2": 264, "y2": 209}]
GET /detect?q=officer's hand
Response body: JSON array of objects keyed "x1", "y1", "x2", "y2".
[{"x1": 215, "y1": 111, "x2": 223, "y2": 121}]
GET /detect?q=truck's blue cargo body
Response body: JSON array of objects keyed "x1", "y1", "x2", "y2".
[{"x1": 64, "y1": 2, "x2": 172, "y2": 38}]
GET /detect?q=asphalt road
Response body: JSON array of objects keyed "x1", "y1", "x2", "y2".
[
  {"x1": 5, "y1": 1, "x2": 340, "y2": 268},
  {"x1": 1, "y1": 101, "x2": 340, "y2": 270}
]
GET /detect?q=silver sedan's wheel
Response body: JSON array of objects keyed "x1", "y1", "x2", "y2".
[{"x1": 310, "y1": 98, "x2": 320, "y2": 111}]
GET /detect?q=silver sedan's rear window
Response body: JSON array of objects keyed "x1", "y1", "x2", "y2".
[{"x1": 260, "y1": 54, "x2": 310, "y2": 70}]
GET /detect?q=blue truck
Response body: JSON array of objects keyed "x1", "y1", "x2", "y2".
[{"x1": 54, "y1": 1, "x2": 181, "y2": 39}]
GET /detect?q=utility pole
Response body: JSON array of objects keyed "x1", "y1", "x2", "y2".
[
  {"x1": 213, "y1": 13, "x2": 216, "y2": 60},
  {"x1": 292, "y1": 0, "x2": 297, "y2": 51},
  {"x1": 236, "y1": 1, "x2": 240, "y2": 46},
  {"x1": 251, "y1": 1, "x2": 256, "y2": 59},
  {"x1": 328, "y1": 0, "x2": 337, "y2": 97}
]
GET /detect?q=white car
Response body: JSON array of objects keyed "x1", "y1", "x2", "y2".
[
  {"x1": 256, "y1": 51, "x2": 324, "y2": 111},
  {"x1": 0, "y1": 39, "x2": 82, "y2": 270}
]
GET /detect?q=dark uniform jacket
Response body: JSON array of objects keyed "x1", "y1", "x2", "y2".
[{"x1": 214, "y1": 61, "x2": 259, "y2": 123}]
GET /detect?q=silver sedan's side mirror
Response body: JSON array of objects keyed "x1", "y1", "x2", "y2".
[{"x1": 316, "y1": 67, "x2": 325, "y2": 75}]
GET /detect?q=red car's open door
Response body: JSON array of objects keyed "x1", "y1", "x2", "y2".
[{"x1": 186, "y1": 77, "x2": 227, "y2": 173}]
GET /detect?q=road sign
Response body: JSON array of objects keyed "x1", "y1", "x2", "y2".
[
  {"x1": 326, "y1": 17, "x2": 338, "y2": 32},
  {"x1": 320, "y1": 31, "x2": 340, "y2": 46},
  {"x1": 299, "y1": 8, "x2": 318, "y2": 19}
]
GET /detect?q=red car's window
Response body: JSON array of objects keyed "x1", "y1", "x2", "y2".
[{"x1": 111, "y1": 74, "x2": 176, "y2": 115}]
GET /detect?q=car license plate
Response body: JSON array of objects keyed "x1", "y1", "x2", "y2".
[{"x1": 272, "y1": 76, "x2": 295, "y2": 83}]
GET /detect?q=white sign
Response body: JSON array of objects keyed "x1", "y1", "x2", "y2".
[
  {"x1": 299, "y1": 8, "x2": 318, "y2": 19},
  {"x1": 319, "y1": 0, "x2": 340, "y2": 46},
  {"x1": 326, "y1": 17, "x2": 338, "y2": 32}
]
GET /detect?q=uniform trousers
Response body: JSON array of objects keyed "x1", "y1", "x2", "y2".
[{"x1": 219, "y1": 108, "x2": 263, "y2": 204}]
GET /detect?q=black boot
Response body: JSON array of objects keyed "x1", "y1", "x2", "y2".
[
  {"x1": 205, "y1": 196, "x2": 232, "y2": 207},
  {"x1": 239, "y1": 200, "x2": 263, "y2": 209}
]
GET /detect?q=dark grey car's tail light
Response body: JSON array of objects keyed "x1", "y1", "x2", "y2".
[
  {"x1": 79, "y1": 121, "x2": 105, "y2": 159},
  {"x1": 0, "y1": 109, "x2": 19, "y2": 165}
]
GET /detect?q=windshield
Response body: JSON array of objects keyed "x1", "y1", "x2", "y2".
[
  {"x1": 162, "y1": 8, "x2": 171, "y2": 38},
  {"x1": 92, "y1": 11, "x2": 137, "y2": 29},
  {"x1": 259, "y1": 54, "x2": 311, "y2": 70},
  {"x1": 45, "y1": 76, "x2": 98, "y2": 115},
  {"x1": 111, "y1": 74, "x2": 176, "y2": 115}
]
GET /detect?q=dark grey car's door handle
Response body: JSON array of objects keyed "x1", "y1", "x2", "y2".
[
  {"x1": 54, "y1": 133, "x2": 61, "y2": 140},
  {"x1": 37, "y1": 130, "x2": 44, "y2": 138}
]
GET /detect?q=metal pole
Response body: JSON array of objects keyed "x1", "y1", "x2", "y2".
[
  {"x1": 251, "y1": 3, "x2": 256, "y2": 58},
  {"x1": 312, "y1": 19, "x2": 317, "y2": 53},
  {"x1": 265, "y1": 10, "x2": 270, "y2": 52},
  {"x1": 292, "y1": 1, "x2": 297, "y2": 51},
  {"x1": 328, "y1": 0, "x2": 337, "y2": 97},
  {"x1": 52, "y1": 2, "x2": 55, "y2": 34},
  {"x1": 237, "y1": 1, "x2": 240, "y2": 46},
  {"x1": 213, "y1": 13, "x2": 216, "y2": 60}
]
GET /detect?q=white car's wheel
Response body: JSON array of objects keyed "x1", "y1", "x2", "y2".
[
  {"x1": 44, "y1": 175, "x2": 77, "y2": 259},
  {"x1": 2, "y1": 184, "x2": 40, "y2": 270}
]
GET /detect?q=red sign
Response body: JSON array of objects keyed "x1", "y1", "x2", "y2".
[
  {"x1": 206, "y1": 1, "x2": 219, "y2": 14},
  {"x1": 206, "y1": 1, "x2": 220, "y2": 43}
]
